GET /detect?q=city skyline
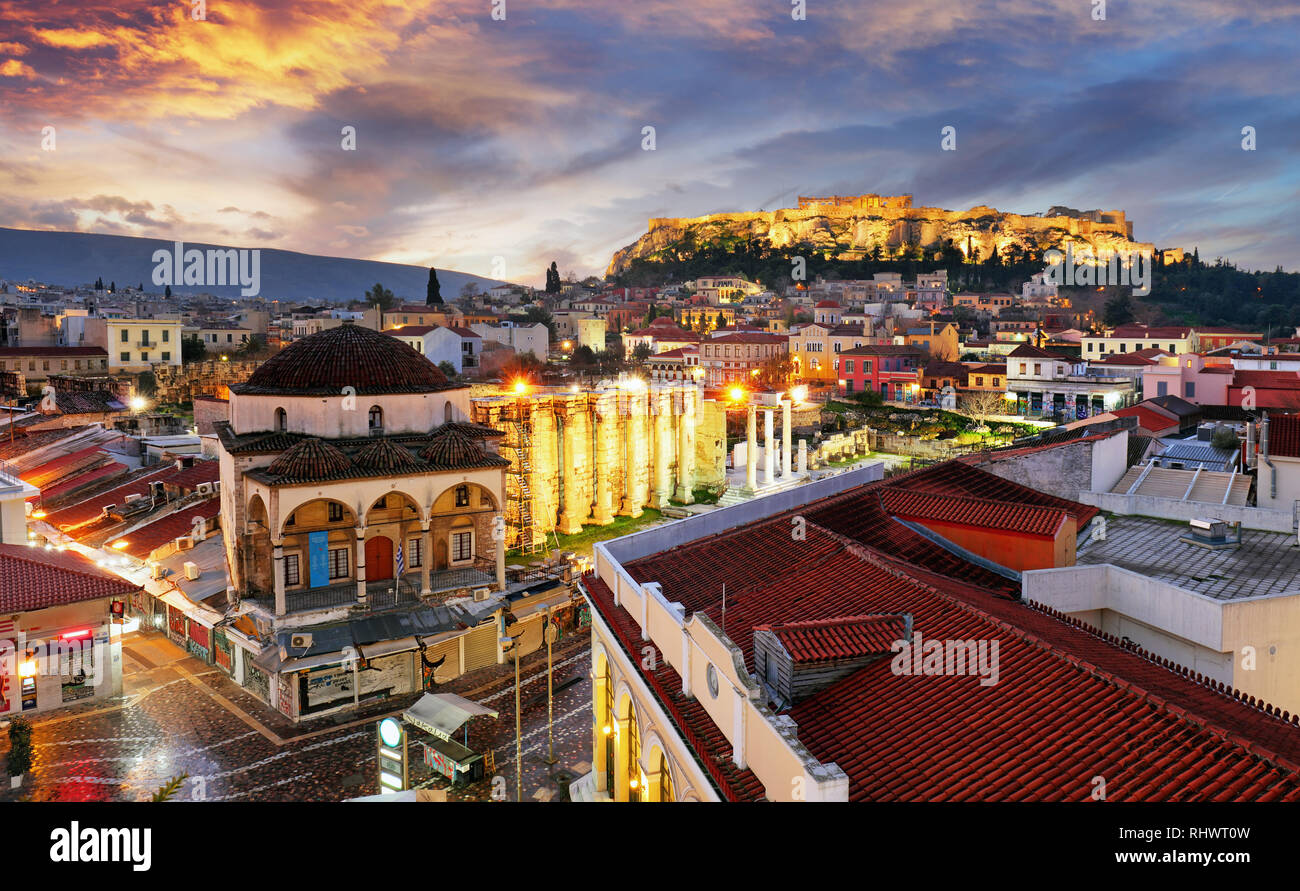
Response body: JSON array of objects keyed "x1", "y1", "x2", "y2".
[{"x1": 1, "y1": 0, "x2": 1298, "y2": 288}]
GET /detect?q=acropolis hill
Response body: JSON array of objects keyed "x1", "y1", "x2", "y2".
[{"x1": 607, "y1": 193, "x2": 1168, "y2": 275}]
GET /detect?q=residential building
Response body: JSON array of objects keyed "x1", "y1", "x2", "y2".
[
  {"x1": 577, "y1": 459, "x2": 1300, "y2": 801},
  {"x1": 698, "y1": 333, "x2": 787, "y2": 387},
  {"x1": 91, "y1": 318, "x2": 184, "y2": 372},
  {"x1": 0, "y1": 545, "x2": 138, "y2": 716},
  {"x1": 621, "y1": 318, "x2": 701, "y2": 356},
  {"x1": 902, "y1": 321, "x2": 959, "y2": 362},
  {"x1": 1006, "y1": 344, "x2": 1135, "y2": 419},
  {"x1": 837, "y1": 345, "x2": 922, "y2": 399},
  {"x1": 471, "y1": 322, "x2": 548, "y2": 359},
  {"x1": 1142, "y1": 354, "x2": 1234, "y2": 405},
  {"x1": 1083, "y1": 324, "x2": 1197, "y2": 358},
  {"x1": 788, "y1": 322, "x2": 870, "y2": 383},
  {"x1": 0, "y1": 347, "x2": 110, "y2": 387}
]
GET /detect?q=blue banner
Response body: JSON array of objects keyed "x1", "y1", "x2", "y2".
[{"x1": 308, "y1": 531, "x2": 330, "y2": 588}]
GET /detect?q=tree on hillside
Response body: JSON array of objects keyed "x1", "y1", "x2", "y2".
[
  {"x1": 181, "y1": 334, "x2": 207, "y2": 364},
  {"x1": 1104, "y1": 293, "x2": 1136, "y2": 326},
  {"x1": 164, "y1": 285, "x2": 172, "y2": 298},
  {"x1": 427, "y1": 268, "x2": 443, "y2": 305},
  {"x1": 460, "y1": 281, "x2": 481, "y2": 301},
  {"x1": 754, "y1": 353, "x2": 796, "y2": 391},
  {"x1": 365, "y1": 282, "x2": 397, "y2": 311},
  {"x1": 523, "y1": 305, "x2": 555, "y2": 340},
  {"x1": 545, "y1": 262, "x2": 561, "y2": 294}
]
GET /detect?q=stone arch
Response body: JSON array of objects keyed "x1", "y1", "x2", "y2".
[
  {"x1": 367, "y1": 404, "x2": 384, "y2": 434},
  {"x1": 643, "y1": 734, "x2": 677, "y2": 802},
  {"x1": 430, "y1": 481, "x2": 499, "y2": 513},
  {"x1": 278, "y1": 495, "x2": 356, "y2": 537},
  {"x1": 243, "y1": 494, "x2": 273, "y2": 596},
  {"x1": 274, "y1": 407, "x2": 287, "y2": 432}
]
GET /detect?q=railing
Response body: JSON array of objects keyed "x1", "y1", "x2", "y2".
[
  {"x1": 367, "y1": 576, "x2": 420, "y2": 609},
  {"x1": 283, "y1": 581, "x2": 357, "y2": 613},
  {"x1": 428, "y1": 557, "x2": 496, "y2": 594}
]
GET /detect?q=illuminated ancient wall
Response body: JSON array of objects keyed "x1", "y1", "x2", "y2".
[{"x1": 472, "y1": 383, "x2": 726, "y2": 543}]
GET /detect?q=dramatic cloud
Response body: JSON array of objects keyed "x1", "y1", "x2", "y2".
[{"x1": 0, "y1": 0, "x2": 1295, "y2": 284}]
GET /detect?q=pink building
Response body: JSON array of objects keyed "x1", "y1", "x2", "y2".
[{"x1": 1142, "y1": 354, "x2": 1234, "y2": 406}]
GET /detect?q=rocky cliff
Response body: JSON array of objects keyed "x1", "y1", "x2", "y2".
[{"x1": 607, "y1": 198, "x2": 1162, "y2": 276}]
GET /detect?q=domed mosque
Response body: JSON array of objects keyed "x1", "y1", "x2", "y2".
[{"x1": 215, "y1": 323, "x2": 514, "y2": 718}]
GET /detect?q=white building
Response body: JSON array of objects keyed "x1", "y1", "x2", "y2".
[{"x1": 470, "y1": 322, "x2": 547, "y2": 359}]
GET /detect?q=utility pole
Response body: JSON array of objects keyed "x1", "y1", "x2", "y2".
[
  {"x1": 500, "y1": 627, "x2": 523, "y2": 802},
  {"x1": 544, "y1": 608, "x2": 557, "y2": 766}
]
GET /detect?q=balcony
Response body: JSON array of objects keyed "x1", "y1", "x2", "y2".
[{"x1": 249, "y1": 558, "x2": 498, "y2": 617}]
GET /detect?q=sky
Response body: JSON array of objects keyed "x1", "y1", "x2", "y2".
[{"x1": 1, "y1": 0, "x2": 1297, "y2": 287}]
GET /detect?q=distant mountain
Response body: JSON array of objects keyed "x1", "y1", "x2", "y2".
[{"x1": 0, "y1": 228, "x2": 505, "y2": 302}]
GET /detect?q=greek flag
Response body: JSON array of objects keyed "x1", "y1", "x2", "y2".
[{"x1": 395, "y1": 542, "x2": 404, "y2": 576}]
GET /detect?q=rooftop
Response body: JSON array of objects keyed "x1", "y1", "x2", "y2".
[
  {"x1": 0, "y1": 544, "x2": 139, "y2": 613},
  {"x1": 233, "y1": 323, "x2": 458, "y2": 397},
  {"x1": 1076, "y1": 515, "x2": 1300, "y2": 601}
]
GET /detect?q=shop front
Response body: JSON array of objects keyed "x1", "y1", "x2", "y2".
[{"x1": 402, "y1": 692, "x2": 498, "y2": 785}]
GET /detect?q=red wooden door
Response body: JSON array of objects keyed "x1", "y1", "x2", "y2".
[{"x1": 365, "y1": 536, "x2": 393, "y2": 581}]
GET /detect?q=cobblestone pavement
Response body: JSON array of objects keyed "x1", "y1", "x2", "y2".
[{"x1": 0, "y1": 630, "x2": 593, "y2": 803}]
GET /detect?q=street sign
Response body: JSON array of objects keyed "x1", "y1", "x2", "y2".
[{"x1": 377, "y1": 717, "x2": 408, "y2": 794}]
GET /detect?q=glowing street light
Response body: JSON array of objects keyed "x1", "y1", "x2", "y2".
[
  {"x1": 728, "y1": 386, "x2": 746, "y2": 403},
  {"x1": 790, "y1": 385, "x2": 808, "y2": 404},
  {"x1": 130, "y1": 396, "x2": 148, "y2": 412},
  {"x1": 512, "y1": 379, "x2": 529, "y2": 395}
]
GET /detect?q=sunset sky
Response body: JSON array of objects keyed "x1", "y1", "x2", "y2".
[{"x1": 1, "y1": 0, "x2": 1297, "y2": 286}]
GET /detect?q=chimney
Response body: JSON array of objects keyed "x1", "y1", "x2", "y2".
[{"x1": 1246, "y1": 419, "x2": 1256, "y2": 468}]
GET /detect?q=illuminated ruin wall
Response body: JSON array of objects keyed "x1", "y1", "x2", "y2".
[
  {"x1": 153, "y1": 359, "x2": 261, "y2": 404},
  {"x1": 471, "y1": 384, "x2": 726, "y2": 546}
]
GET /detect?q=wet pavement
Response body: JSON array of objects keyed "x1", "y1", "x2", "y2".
[{"x1": 0, "y1": 630, "x2": 593, "y2": 803}]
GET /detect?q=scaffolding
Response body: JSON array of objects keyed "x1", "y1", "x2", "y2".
[{"x1": 501, "y1": 397, "x2": 546, "y2": 555}]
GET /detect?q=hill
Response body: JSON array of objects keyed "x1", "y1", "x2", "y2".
[{"x1": 0, "y1": 228, "x2": 504, "y2": 302}]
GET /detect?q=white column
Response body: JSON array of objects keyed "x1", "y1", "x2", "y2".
[
  {"x1": 496, "y1": 518, "x2": 506, "y2": 591},
  {"x1": 781, "y1": 399, "x2": 793, "y2": 479},
  {"x1": 797, "y1": 439, "x2": 808, "y2": 475},
  {"x1": 355, "y1": 525, "x2": 367, "y2": 606},
  {"x1": 763, "y1": 408, "x2": 775, "y2": 485},
  {"x1": 745, "y1": 404, "x2": 757, "y2": 491},
  {"x1": 272, "y1": 543, "x2": 286, "y2": 616},
  {"x1": 420, "y1": 525, "x2": 431, "y2": 596}
]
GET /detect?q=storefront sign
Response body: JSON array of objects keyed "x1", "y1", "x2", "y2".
[{"x1": 303, "y1": 654, "x2": 407, "y2": 709}]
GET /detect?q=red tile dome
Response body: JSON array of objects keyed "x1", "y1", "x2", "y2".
[{"x1": 233, "y1": 323, "x2": 453, "y2": 396}]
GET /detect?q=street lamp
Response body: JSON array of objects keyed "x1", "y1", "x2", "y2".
[{"x1": 500, "y1": 624, "x2": 524, "y2": 802}]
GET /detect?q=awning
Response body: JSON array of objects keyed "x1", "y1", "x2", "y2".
[
  {"x1": 403, "y1": 692, "x2": 498, "y2": 741},
  {"x1": 159, "y1": 590, "x2": 196, "y2": 612},
  {"x1": 509, "y1": 589, "x2": 573, "y2": 621},
  {"x1": 359, "y1": 636, "x2": 419, "y2": 659}
]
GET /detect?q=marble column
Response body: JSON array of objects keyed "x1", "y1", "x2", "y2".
[
  {"x1": 675, "y1": 390, "x2": 695, "y2": 503},
  {"x1": 355, "y1": 525, "x2": 367, "y2": 606},
  {"x1": 763, "y1": 407, "x2": 775, "y2": 485},
  {"x1": 593, "y1": 405, "x2": 614, "y2": 525},
  {"x1": 496, "y1": 519, "x2": 506, "y2": 591},
  {"x1": 797, "y1": 439, "x2": 808, "y2": 476},
  {"x1": 419, "y1": 524, "x2": 432, "y2": 596},
  {"x1": 781, "y1": 399, "x2": 793, "y2": 479},
  {"x1": 559, "y1": 402, "x2": 584, "y2": 534},
  {"x1": 272, "y1": 543, "x2": 286, "y2": 616},
  {"x1": 745, "y1": 403, "x2": 757, "y2": 491}
]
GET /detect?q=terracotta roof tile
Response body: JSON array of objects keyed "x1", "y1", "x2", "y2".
[
  {"x1": 760, "y1": 614, "x2": 908, "y2": 663},
  {"x1": 1267, "y1": 414, "x2": 1300, "y2": 459},
  {"x1": 352, "y1": 437, "x2": 423, "y2": 472},
  {"x1": 118, "y1": 501, "x2": 220, "y2": 559},
  {"x1": 880, "y1": 488, "x2": 1069, "y2": 537},
  {"x1": 233, "y1": 324, "x2": 455, "y2": 396},
  {"x1": 0, "y1": 544, "x2": 138, "y2": 613},
  {"x1": 265, "y1": 438, "x2": 354, "y2": 481}
]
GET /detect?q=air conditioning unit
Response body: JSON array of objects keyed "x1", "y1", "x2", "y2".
[
  {"x1": 196, "y1": 482, "x2": 213, "y2": 496},
  {"x1": 473, "y1": 587, "x2": 491, "y2": 602},
  {"x1": 289, "y1": 632, "x2": 313, "y2": 649},
  {"x1": 183, "y1": 561, "x2": 200, "y2": 580},
  {"x1": 174, "y1": 535, "x2": 194, "y2": 550},
  {"x1": 151, "y1": 563, "x2": 166, "y2": 580},
  {"x1": 124, "y1": 493, "x2": 145, "y2": 503}
]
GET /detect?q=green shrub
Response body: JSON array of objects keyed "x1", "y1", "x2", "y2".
[{"x1": 7, "y1": 718, "x2": 33, "y2": 776}]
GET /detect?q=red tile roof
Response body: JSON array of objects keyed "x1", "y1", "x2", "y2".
[
  {"x1": 162, "y1": 459, "x2": 220, "y2": 491},
  {"x1": 1112, "y1": 404, "x2": 1179, "y2": 433},
  {"x1": 119, "y1": 500, "x2": 220, "y2": 559},
  {"x1": 34, "y1": 462, "x2": 127, "y2": 504},
  {"x1": 1266, "y1": 415, "x2": 1300, "y2": 458},
  {"x1": 760, "y1": 615, "x2": 908, "y2": 663},
  {"x1": 20, "y1": 445, "x2": 109, "y2": 490},
  {"x1": 586, "y1": 461, "x2": 1300, "y2": 801},
  {"x1": 1008, "y1": 344, "x2": 1070, "y2": 360},
  {"x1": 44, "y1": 467, "x2": 175, "y2": 530},
  {"x1": 0, "y1": 544, "x2": 138, "y2": 613},
  {"x1": 1233, "y1": 370, "x2": 1300, "y2": 389},
  {"x1": 1110, "y1": 324, "x2": 1193, "y2": 339},
  {"x1": 880, "y1": 488, "x2": 1069, "y2": 537}
]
